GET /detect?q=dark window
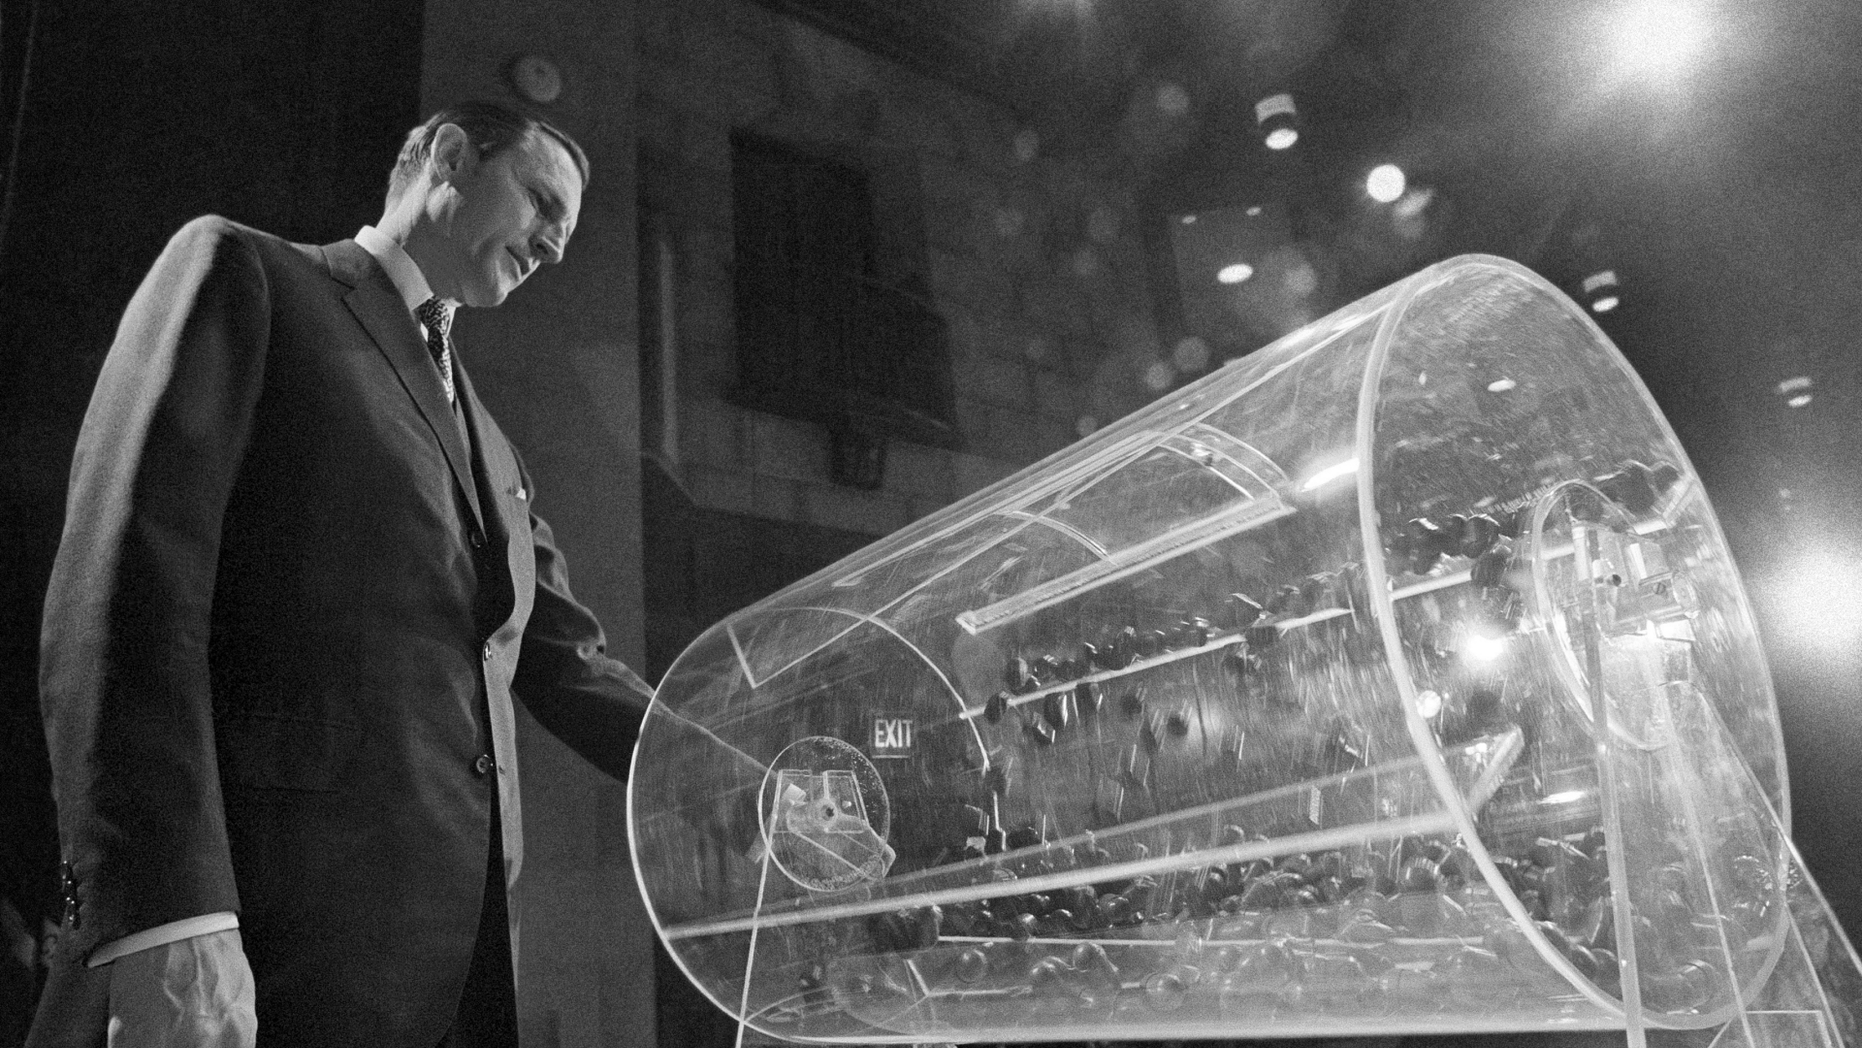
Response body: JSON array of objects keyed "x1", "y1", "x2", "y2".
[{"x1": 730, "y1": 131, "x2": 955, "y2": 448}]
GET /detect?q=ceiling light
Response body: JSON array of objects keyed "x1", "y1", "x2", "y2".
[
  {"x1": 1615, "y1": 1, "x2": 1711, "y2": 79},
  {"x1": 1583, "y1": 270, "x2": 1621, "y2": 313},
  {"x1": 1217, "y1": 263, "x2": 1254, "y2": 284},
  {"x1": 1367, "y1": 164, "x2": 1406, "y2": 203},
  {"x1": 1256, "y1": 93, "x2": 1299, "y2": 151}
]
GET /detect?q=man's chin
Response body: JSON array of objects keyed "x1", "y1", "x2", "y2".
[{"x1": 463, "y1": 285, "x2": 513, "y2": 309}]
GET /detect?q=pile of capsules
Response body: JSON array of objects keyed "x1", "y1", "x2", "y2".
[{"x1": 825, "y1": 828, "x2": 1684, "y2": 1019}]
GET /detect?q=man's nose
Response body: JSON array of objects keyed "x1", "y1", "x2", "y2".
[{"x1": 531, "y1": 226, "x2": 566, "y2": 265}]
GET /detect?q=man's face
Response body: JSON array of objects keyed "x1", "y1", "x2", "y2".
[{"x1": 434, "y1": 131, "x2": 583, "y2": 307}]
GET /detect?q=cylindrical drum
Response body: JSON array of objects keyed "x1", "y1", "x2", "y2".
[{"x1": 629, "y1": 255, "x2": 1856, "y2": 1043}]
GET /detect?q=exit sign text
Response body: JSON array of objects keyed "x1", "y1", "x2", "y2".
[{"x1": 869, "y1": 715, "x2": 915, "y2": 757}]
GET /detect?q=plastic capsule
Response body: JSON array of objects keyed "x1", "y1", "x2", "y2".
[
  {"x1": 1459, "y1": 513, "x2": 1503, "y2": 557},
  {"x1": 1005, "y1": 657, "x2": 1037, "y2": 694},
  {"x1": 954, "y1": 947, "x2": 990, "y2": 984},
  {"x1": 1032, "y1": 654, "x2": 1062, "y2": 683},
  {"x1": 1443, "y1": 946, "x2": 1512, "y2": 1005},
  {"x1": 983, "y1": 690, "x2": 1012, "y2": 725},
  {"x1": 1141, "y1": 967, "x2": 1193, "y2": 1011},
  {"x1": 1178, "y1": 616, "x2": 1212, "y2": 647},
  {"x1": 1302, "y1": 952, "x2": 1370, "y2": 1003},
  {"x1": 1005, "y1": 825, "x2": 1042, "y2": 850},
  {"x1": 1470, "y1": 543, "x2": 1512, "y2": 588},
  {"x1": 1225, "y1": 592, "x2": 1265, "y2": 630},
  {"x1": 1107, "y1": 627, "x2": 1139, "y2": 668},
  {"x1": 1097, "y1": 893, "x2": 1135, "y2": 926},
  {"x1": 1028, "y1": 955, "x2": 1072, "y2": 993},
  {"x1": 1119, "y1": 687, "x2": 1147, "y2": 718},
  {"x1": 1042, "y1": 690, "x2": 1074, "y2": 731},
  {"x1": 1243, "y1": 622, "x2": 1280, "y2": 649},
  {"x1": 1268, "y1": 584, "x2": 1309, "y2": 617},
  {"x1": 1299, "y1": 573, "x2": 1334, "y2": 611},
  {"x1": 1232, "y1": 940, "x2": 1297, "y2": 992},
  {"x1": 1597, "y1": 461, "x2": 1658, "y2": 514}
]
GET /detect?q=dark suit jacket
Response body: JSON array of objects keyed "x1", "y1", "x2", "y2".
[{"x1": 34, "y1": 216, "x2": 652, "y2": 1045}]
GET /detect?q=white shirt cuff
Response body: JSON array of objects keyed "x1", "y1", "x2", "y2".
[{"x1": 87, "y1": 912, "x2": 240, "y2": 967}]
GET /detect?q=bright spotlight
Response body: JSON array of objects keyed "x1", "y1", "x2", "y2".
[
  {"x1": 1764, "y1": 546, "x2": 1862, "y2": 658},
  {"x1": 1367, "y1": 164, "x2": 1406, "y2": 203},
  {"x1": 1217, "y1": 263, "x2": 1254, "y2": 284},
  {"x1": 1462, "y1": 632, "x2": 1508, "y2": 664},
  {"x1": 1414, "y1": 689, "x2": 1443, "y2": 719},
  {"x1": 1615, "y1": 1, "x2": 1711, "y2": 78}
]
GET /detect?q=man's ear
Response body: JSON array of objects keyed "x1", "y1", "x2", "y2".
[{"x1": 429, "y1": 123, "x2": 474, "y2": 185}]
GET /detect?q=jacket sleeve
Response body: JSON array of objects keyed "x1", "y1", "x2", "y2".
[
  {"x1": 39, "y1": 216, "x2": 269, "y2": 960},
  {"x1": 510, "y1": 468, "x2": 655, "y2": 783}
]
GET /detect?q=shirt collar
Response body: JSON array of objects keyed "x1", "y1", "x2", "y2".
[{"x1": 354, "y1": 226, "x2": 436, "y2": 314}]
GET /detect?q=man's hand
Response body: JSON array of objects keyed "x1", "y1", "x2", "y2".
[{"x1": 107, "y1": 929, "x2": 256, "y2": 1048}]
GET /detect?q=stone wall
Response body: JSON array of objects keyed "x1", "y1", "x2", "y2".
[
  {"x1": 416, "y1": 0, "x2": 1171, "y2": 1042},
  {"x1": 421, "y1": 2, "x2": 655, "y2": 1045},
  {"x1": 637, "y1": 0, "x2": 1168, "y2": 538}
]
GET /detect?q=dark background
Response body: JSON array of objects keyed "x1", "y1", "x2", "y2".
[
  {"x1": 4, "y1": 0, "x2": 1859, "y2": 1044},
  {"x1": 0, "y1": 0, "x2": 426, "y2": 1035}
]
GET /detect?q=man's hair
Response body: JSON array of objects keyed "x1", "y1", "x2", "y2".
[{"x1": 385, "y1": 101, "x2": 591, "y2": 204}]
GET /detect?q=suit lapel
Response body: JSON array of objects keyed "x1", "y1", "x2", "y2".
[
  {"x1": 321, "y1": 240, "x2": 485, "y2": 532},
  {"x1": 453, "y1": 360, "x2": 504, "y2": 537},
  {"x1": 453, "y1": 361, "x2": 521, "y2": 625}
]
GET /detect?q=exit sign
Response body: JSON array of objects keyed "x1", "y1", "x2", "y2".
[{"x1": 868, "y1": 714, "x2": 915, "y2": 758}]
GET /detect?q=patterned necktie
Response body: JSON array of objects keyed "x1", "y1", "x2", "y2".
[{"x1": 414, "y1": 296, "x2": 456, "y2": 403}]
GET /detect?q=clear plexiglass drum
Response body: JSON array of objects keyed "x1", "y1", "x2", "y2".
[{"x1": 628, "y1": 255, "x2": 1862, "y2": 1046}]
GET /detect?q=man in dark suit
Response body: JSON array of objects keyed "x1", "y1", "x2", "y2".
[{"x1": 32, "y1": 101, "x2": 653, "y2": 1046}]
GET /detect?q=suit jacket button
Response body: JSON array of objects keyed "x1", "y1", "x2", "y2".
[
  {"x1": 482, "y1": 642, "x2": 493, "y2": 662},
  {"x1": 59, "y1": 861, "x2": 80, "y2": 929},
  {"x1": 475, "y1": 754, "x2": 494, "y2": 776}
]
